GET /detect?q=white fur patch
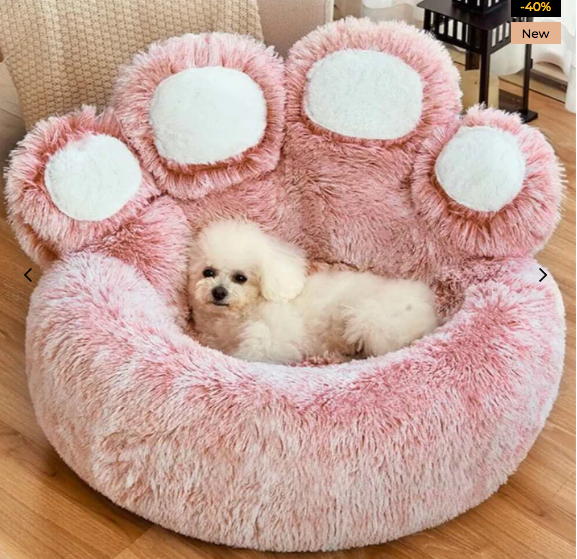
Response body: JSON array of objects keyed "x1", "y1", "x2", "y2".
[
  {"x1": 304, "y1": 49, "x2": 423, "y2": 140},
  {"x1": 45, "y1": 134, "x2": 142, "y2": 221},
  {"x1": 435, "y1": 126, "x2": 526, "y2": 212},
  {"x1": 149, "y1": 67, "x2": 267, "y2": 165}
]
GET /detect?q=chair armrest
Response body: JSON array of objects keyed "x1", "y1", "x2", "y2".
[{"x1": 257, "y1": 0, "x2": 334, "y2": 56}]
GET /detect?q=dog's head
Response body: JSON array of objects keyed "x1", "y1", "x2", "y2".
[{"x1": 189, "y1": 220, "x2": 306, "y2": 314}]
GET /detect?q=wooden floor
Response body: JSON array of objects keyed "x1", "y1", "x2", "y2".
[{"x1": 0, "y1": 63, "x2": 574, "y2": 559}]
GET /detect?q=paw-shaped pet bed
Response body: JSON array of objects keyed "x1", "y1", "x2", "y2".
[{"x1": 6, "y1": 19, "x2": 565, "y2": 552}]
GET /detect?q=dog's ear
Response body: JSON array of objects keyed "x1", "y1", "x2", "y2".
[{"x1": 260, "y1": 237, "x2": 306, "y2": 302}]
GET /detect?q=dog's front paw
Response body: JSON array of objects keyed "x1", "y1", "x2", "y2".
[
  {"x1": 234, "y1": 322, "x2": 276, "y2": 363},
  {"x1": 235, "y1": 314, "x2": 303, "y2": 364}
]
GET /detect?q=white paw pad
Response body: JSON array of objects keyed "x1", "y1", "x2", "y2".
[
  {"x1": 304, "y1": 49, "x2": 423, "y2": 140},
  {"x1": 45, "y1": 134, "x2": 142, "y2": 221},
  {"x1": 149, "y1": 67, "x2": 267, "y2": 165},
  {"x1": 435, "y1": 126, "x2": 526, "y2": 212}
]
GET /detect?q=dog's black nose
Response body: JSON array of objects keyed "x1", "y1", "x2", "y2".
[{"x1": 212, "y1": 286, "x2": 228, "y2": 301}]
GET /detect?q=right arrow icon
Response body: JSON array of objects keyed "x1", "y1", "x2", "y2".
[{"x1": 539, "y1": 268, "x2": 547, "y2": 282}]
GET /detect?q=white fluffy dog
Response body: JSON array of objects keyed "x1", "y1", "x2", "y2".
[{"x1": 188, "y1": 220, "x2": 438, "y2": 364}]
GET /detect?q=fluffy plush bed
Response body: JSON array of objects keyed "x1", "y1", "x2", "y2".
[{"x1": 5, "y1": 18, "x2": 565, "y2": 552}]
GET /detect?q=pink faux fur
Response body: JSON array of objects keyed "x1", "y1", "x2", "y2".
[
  {"x1": 5, "y1": 106, "x2": 159, "y2": 259},
  {"x1": 412, "y1": 106, "x2": 564, "y2": 257},
  {"x1": 5, "y1": 18, "x2": 566, "y2": 553},
  {"x1": 87, "y1": 196, "x2": 192, "y2": 318},
  {"x1": 284, "y1": 19, "x2": 463, "y2": 276},
  {"x1": 27, "y1": 253, "x2": 564, "y2": 552},
  {"x1": 112, "y1": 32, "x2": 285, "y2": 200}
]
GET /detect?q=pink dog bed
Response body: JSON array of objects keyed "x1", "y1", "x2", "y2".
[{"x1": 6, "y1": 19, "x2": 565, "y2": 552}]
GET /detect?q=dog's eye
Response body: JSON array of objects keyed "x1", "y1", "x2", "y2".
[
  {"x1": 233, "y1": 274, "x2": 247, "y2": 284},
  {"x1": 203, "y1": 268, "x2": 216, "y2": 278}
]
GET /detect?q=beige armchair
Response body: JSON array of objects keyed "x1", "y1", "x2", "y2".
[{"x1": 258, "y1": 0, "x2": 334, "y2": 56}]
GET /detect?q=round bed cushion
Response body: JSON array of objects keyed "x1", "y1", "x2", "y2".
[
  {"x1": 27, "y1": 253, "x2": 564, "y2": 552},
  {"x1": 6, "y1": 19, "x2": 565, "y2": 552}
]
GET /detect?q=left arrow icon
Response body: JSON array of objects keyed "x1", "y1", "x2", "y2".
[{"x1": 24, "y1": 268, "x2": 32, "y2": 282}]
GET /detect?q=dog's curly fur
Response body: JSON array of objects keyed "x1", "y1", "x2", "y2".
[{"x1": 189, "y1": 220, "x2": 438, "y2": 363}]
